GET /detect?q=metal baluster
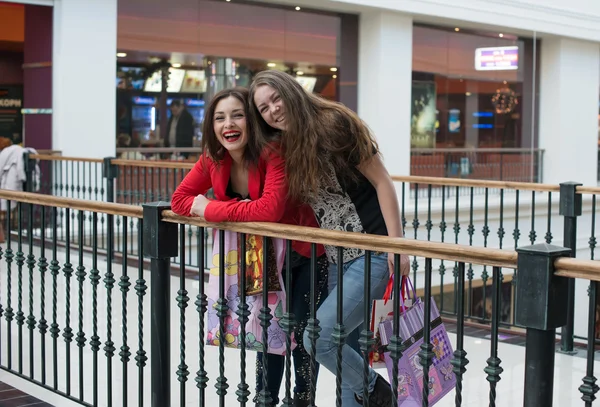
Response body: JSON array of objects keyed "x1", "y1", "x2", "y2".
[
  {"x1": 38, "y1": 206, "x2": 49, "y2": 383},
  {"x1": 196, "y1": 226, "x2": 208, "y2": 406},
  {"x1": 334, "y1": 246, "x2": 345, "y2": 407},
  {"x1": 120, "y1": 216, "x2": 131, "y2": 407},
  {"x1": 90, "y1": 212, "x2": 101, "y2": 406},
  {"x1": 467, "y1": 187, "x2": 476, "y2": 319},
  {"x1": 580, "y1": 279, "x2": 599, "y2": 406},
  {"x1": 236, "y1": 233, "x2": 250, "y2": 406},
  {"x1": 135, "y1": 219, "x2": 148, "y2": 407},
  {"x1": 105, "y1": 206, "x2": 116, "y2": 405},
  {"x1": 257, "y1": 235, "x2": 273, "y2": 406},
  {"x1": 215, "y1": 229, "x2": 229, "y2": 406},
  {"x1": 412, "y1": 184, "x2": 420, "y2": 283},
  {"x1": 453, "y1": 188, "x2": 460, "y2": 314},
  {"x1": 360, "y1": 250, "x2": 374, "y2": 407},
  {"x1": 76, "y1": 210, "x2": 87, "y2": 401},
  {"x1": 545, "y1": 192, "x2": 553, "y2": 244},
  {"x1": 26, "y1": 202, "x2": 37, "y2": 378},
  {"x1": 50, "y1": 207, "x2": 60, "y2": 390},
  {"x1": 419, "y1": 258, "x2": 435, "y2": 406},
  {"x1": 451, "y1": 263, "x2": 469, "y2": 406},
  {"x1": 589, "y1": 196, "x2": 597, "y2": 261},
  {"x1": 308, "y1": 244, "x2": 321, "y2": 406},
  {"x1": 4, "y1": 201, "x2": 14, "y2": 370},
  {"x1": 63, "y1": 208, "x2": 74, "y2": 395},
  {"x1": 439, "y1": 186, "x2": 447, "y2": 313},
  {"x1": 178, "y1": 224, "x2": 190, "y2": 405},
  {"x1": 389, "y1": 252, "x2": 403, "y2": 407},
  {"x1": 16, "y1": 202, "x2": 25, "y2": 374},
  {"x1": 484, "y1": 267, "x2": 504, "y2": 406},
  {"x1": 279, "y1": 239, "x2": 293, "y2": 407},
  {"x1": 529, "y1": 191, "x2": 537, "y2": 245},
  {"x1": 426, "y1": 185, "x2": 433, "y2": 243}
]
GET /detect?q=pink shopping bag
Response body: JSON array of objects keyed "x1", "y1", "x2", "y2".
[
  {"x1": 379, "y1": 277, "x2": 456, "y2": 406},
  {"x1": 206, "y1": 230, "x2": 295, "y2": 355}
]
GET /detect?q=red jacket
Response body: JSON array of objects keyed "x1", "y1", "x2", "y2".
[{"x1": 170, "y1": 148, "x2": 324, "y2": 259}]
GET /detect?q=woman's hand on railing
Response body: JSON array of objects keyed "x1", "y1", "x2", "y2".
[
  {"x1": 190, "y1": 194, "x2": 211, "y2": 217},
  {"x1": 388, "y1": 252, "x2": 411, "y2": 277}
]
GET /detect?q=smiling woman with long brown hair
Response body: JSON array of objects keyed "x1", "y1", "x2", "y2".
[
  {"x1": 171, "y1": 87, "x2": 328, "y2": 407},
  {"x1": 249, "y1": 70, "x2": 410, "y2": 407}
]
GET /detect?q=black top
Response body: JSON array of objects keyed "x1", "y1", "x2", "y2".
[{"x1": 310, "y1": 152, "x2": 388, "y2": 264}]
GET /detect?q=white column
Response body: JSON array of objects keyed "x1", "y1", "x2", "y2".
[
  {"x1": 52, "y1": 0, "x2": 117, "y2": 158},
  {"x1": 358, "y1": 11, "x2": 412, "y2": 177},
  {"x1": 539, "y1": 37, "x2": 600, "y2": 186}
]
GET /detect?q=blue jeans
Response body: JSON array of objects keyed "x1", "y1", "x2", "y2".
[{"x1": 304, "y1": 254, "x2": 389, "y2": 406}]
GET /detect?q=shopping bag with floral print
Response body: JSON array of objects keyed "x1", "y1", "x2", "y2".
[{"x1": 206, "y1": 229, "x2": 294, "y2": 355}]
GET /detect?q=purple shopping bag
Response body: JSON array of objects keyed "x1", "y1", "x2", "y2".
[
  {"x1": 206, "y1": 230, "x2": 295, "y2": 355},
  {"x1": 379, "y1": 277, "x2": 456, "y2": 406}
]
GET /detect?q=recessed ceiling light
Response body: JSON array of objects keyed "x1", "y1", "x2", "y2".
[
  {"x1": 117, "y1": 52, "x2": 127, "y2": 58},
  {"x1": 208, "y1": 61, "x2": 212, "y2": 65},
  {"x1": 267, "y1": 62, "x2": 277, "y2": 68},
  {"x1": 330, "y1": 67, "x2": 338, "y2": 72},
  {"x1": 465, "y1": 92, "x2": 472, "y2": 96},
  {"x1": 226, "y1": 0, "x2": 231, "y2": 2},
  {"x1": 295, "y1": 6, "x2": 301, "y2": 10},
  {"x1": 235, "y1": 75, "x2": 240, "y2": 80},
  {"x1": 503, "y1": 80, "x2": 507, "y2": 84},
  {"x1": 454, "y1": 28, "x2": 460, "y2": 32},
  {"x1": 499, "y1": 33, "x2": 504, "y2": 38},
  {"x1": 332, "y1": 75, "x2": 337, "y2": 79},
  {"x1": 172, "y1": 63, "x2": 182, "y2": 68},
  {"x1": 296, "y1": 71, "x2": 304, "y2": 76}
]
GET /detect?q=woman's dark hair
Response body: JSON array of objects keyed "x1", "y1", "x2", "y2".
[
  {"x1": 201, "y1": 87, "x2": 262, "y2": 167},
  {"x1": 248, "y1": 70, "x2": 379, "y2": 202}
]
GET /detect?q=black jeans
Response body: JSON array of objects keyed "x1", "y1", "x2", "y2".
[{"x1": 254, "y1": 251, "x2": 329, "y2": 405}]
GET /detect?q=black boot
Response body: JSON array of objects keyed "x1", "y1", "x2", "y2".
[
  {"x1": 294, "y1": 393, "x2": 316, "y2": 407},
  {"x1": 354, "y1": 373, "x2": 394, "y2": 407}
]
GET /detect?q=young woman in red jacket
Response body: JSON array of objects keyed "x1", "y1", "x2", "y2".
[{"x1": 170, "y1": 87, "x2": 328, "y2": 407}]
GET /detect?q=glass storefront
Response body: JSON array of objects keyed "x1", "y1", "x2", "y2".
[
  {"x1": 115, "y1": 0, "x2": 341, "y2": 155},
  {"x1": 411, "y1": 25, "x2": 540, "y2": 181}
]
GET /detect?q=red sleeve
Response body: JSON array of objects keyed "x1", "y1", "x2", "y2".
[
  {"x1": 170, "y1": 155, "x2": 213, "y2": 216},
  {"x1": 203, "y1": 148, "x2": 287, "y2": 222}
]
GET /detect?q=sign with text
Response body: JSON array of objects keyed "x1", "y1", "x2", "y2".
[
  {"x1": 0, "y1": 86, "x2": 23, "y2": 142},
  {"x1": 475, "y1": 46, "x2": 519, "y2": 71}
]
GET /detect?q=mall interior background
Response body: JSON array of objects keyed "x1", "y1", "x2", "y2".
[{"x1": 0, "y1": 0, "x2": 580, "y2": 182}]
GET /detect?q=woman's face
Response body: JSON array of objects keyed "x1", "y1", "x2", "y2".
[
  {"x1": 213, "y1": 96, "x2": 248, "y2": 155},
  {"x1": 253, "y1": 84, "x2": 287, "y2": 131}
]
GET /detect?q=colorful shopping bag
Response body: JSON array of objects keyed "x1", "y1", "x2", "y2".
[
  {"x1": 379, "y1": 277, "x2": 456, "y2": 406},
  {"x1": 370, "y1": 276, "x2": 413, "y2": 367},
  {"x1": 206, "y1": 230, "x2": 294, "y2": 355}
]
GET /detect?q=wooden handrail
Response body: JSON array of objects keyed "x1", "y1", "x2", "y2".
[
  {"x1": 554, "y1": 257, "x2": 600, "y2": 282},
  {"x1": 391, "y1": 175, "x2": 560, "y2": 192},
  {"x1": 30, "y1": 154, "x2": 103, "y2": 163},
  {"x1": 111, "y1": 159, "x2": 195, "y2": 170},
  {"x1": 0, "y1": 190, "x2": 142, "y2": 218},
  {"x1": 161, "y1": 211, "x2": 518, "y2": 269},
  {"x1": 575, "y1": 186, "x2": 600, "y2": 195}
]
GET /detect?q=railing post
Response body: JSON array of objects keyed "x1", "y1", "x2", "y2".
[
  {"x1": 23, "y1": 152, "x2": 34, "y2": 192},
  {"x1": 558, "y1": 181, "x2": 582, "y2": 353},
  {"x1": 103, "y1": 157, "x2": 118, "y2": 203},
  {"x1": 516, "y1": 243, "x2": 571, "y2": 407},
  {"x1": 143, "y1": 202, "x2": 178, "y2": 407}
]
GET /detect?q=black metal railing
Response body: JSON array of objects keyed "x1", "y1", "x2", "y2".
[
  {"x1": 22, "y1": 153, "x2": 600, "y2": 351},
  {"x1": 0, "y1": 189, "x2": 597, "y2": 407}
]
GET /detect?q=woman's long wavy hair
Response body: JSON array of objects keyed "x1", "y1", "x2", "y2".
[
  {"x1": 201, "y1": 87, "x2": 262, "y2": 168},
  {"x1": 248, "y1": 70, "x2": 379, "y2": 203}
]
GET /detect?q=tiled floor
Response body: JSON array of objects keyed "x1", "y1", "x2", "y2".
[{"x1": 0, "y1": 381, "x2": 52, "y2": 407}]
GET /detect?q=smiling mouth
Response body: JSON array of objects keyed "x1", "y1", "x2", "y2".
[
  {"x1": 275, "y1": 116, "x2": 285, "y2": 124},
  {"x1": 223, "y1": 132, "x2": 241, "y2": 142}
]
